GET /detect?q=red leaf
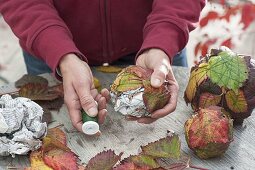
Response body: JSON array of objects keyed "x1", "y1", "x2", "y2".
[
  {"x1": 43, "y1": 149, "x2": 78, "y2": 170},
  {"x1": 221, "y1": 38, "x2": 232, "y2": 48},
  {"x1": 241, "y1": 4, "x2": 255, "y2": 29},
  {"x1": 194, "y1": 42, "x2": 201, "y2": 56},
  {"x1": 199, "y1": 11, "x2": 219, "y2": 28},
  {"x1": 114, "y1": 162, "x2": 149, "y2": 170}
]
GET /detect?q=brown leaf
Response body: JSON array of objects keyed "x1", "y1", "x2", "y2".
[
  {"x1": 114, "y1": 162, "x2": 149, "y2": 170},
  {"x1": 15, "y1": 74, "x2": 48, "y2": 88},
  {"x1": 128, "y1": 154, "x2": 160, "y2": 169},
  {"x1": 36, "y1": 97, "x2": 64, "y2": 111},
  {"x1": 19, "y1": 83, "x2": 61, "y2": 101},
  {"x1": 199, "y1": 92, "x2": 222, "y2": 108}
]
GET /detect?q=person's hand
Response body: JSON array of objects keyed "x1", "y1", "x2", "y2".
[
  {"x1": 135, "y1": 48, "x2": 179, "y2": 124},
  {"x1": 59, "y1": 54, "x2": 109, "y2": 132}
]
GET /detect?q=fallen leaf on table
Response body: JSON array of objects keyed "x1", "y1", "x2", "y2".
[
  {"x1": 128, "y1": 155, "x2": 160, "y2": 169},
  {"x1": 25, "y1": 150, "x2": 52, "y2": 170},
  {"x1": 114, "y1": 162, "x2": 150, "y2": 170},
  {"x1": 141, "y1": 134, "x2": 181, "y2": 159},
  {"x1": 96, "y1": 66, "x2": 123, "y2": 73},
  {"x1": 86, "y1": 150, "x2": 123, "y2": 170},
  {"x1": 19, "y1": 83, "x2": 61, "y2": 101},
  {"x1": 93, "y1": 77, "x2": 102, "y2": 91},
  {"x1": 15, "y1": 74, "x2": 48, "y2": 88}
]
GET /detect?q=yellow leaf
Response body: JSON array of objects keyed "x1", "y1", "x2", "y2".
[
  {"x1": 25, "y1": 150, "x2": 52, "y2": 170},
  {"x1": 185, "y1": 63, "x2": 208, "y2": 102},
  {"x1": 93, "y1": 77, "x2": 102, "y2": 91},
  {"x1": 96, "y1": 66, "x2": 123, "y2": 73},
  {"x1": 225, "y1": 90, "x2": 248, "y2": 113}
]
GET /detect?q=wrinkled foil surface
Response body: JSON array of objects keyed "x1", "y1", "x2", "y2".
[
  {"x1": 111, "y1": 87, "x2": 151, "y2": 117},
  {"x1": 0, "y1": 94, "x2": 47, "y2": 157}
]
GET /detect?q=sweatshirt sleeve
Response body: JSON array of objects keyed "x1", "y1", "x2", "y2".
[
  {"x1": 0, "y1": 0, "x2": 87, "y2": 77},
  {"x1": 137, "y1": 0, "x2": 206, "y2": 63}
]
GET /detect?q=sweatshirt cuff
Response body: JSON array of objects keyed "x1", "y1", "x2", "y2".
[
  {"x1": 137, "y1": 22, "x2": 187, "y2": 64},
  {"x1": 31, "y1": 25, "x2": 87, "y2": 80}
]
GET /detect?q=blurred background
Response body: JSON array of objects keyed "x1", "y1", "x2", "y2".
[{"x1": 1, "y1": 0, "x2": 255, "y2": 85}]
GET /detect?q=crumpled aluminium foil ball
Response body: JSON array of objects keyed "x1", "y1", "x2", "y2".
[
  {"x1": 110, "y1": 65, "x2": 171, "y2": 117},
  {"x1": 0, "y1": 94, "x2": 47, "y2": 157}
]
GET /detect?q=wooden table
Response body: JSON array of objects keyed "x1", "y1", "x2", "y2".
[{"x1": 0, "y1": 66, "x2": 255, "y2": 170}]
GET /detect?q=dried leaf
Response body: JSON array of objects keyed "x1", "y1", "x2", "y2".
[
  {"x1": 19, "y1": 83, "x2": 61, "y2": 101},
  {"x1": 48, "y1": 84, "x2": 64, "y2": 97},
  {"x1": 185, "y1": 63, "x2": 208, "y2": 102},
  {"x1": 141, "y1": 134, "x2": 181, "y2": 159},
  {"x1": 143, "y1": 80, "x2": 171, "y2": 113},
  {"x1": 36, "y1": 97, "x2": 64, "y2": 111},
  {"x1": 207, "y1": 51, "x2": 248, "y2": 92},
  {"x1": 86, "y1": 150, "x2": 123, "y2": 170},
  {"x1": 42, "y1": 108, "x2": 52, "y2": 124},
  {"x1": 225, "y1": 90, "x2": 248, "y2": 113},
  {"x1": 15, "y1": 74, "x2": 48, "y2": 88},
  {"x1": 96, "y1": 66, "x2": 123, "y2": 73}
]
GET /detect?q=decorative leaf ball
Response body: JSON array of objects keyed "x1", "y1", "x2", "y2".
[
  {"x1": 110, "y1": 65, "x2": 171, "y2": 117},
  {"x1": 185, "y1": 106, "x2": 233, "y2": 159},
  {"x1": 184, "y1": 47, "x2": 255, "y2": 124}
]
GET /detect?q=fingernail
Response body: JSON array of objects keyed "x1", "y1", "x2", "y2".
[
  {"x1": 87, "y1": 107, "x2": 98, "y2": 117},
  {"x1": 152, "y1": 78, "x2": 161, "y2": 87}
]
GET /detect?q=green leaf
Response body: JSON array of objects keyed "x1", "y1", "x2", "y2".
[
  {"x1": 141, "y1": 134, "x2": 181, "y2": 159},
  {"x1": 114, "y1": 162, "x2": 149, "y2": 170},
  {"x1": 86, "y1": 150, "x2": 123, "y2": 170},
  {"x1": 207, "y1": 51, "x2": 248, "y2": 92},
  {"x1": 129, "y1": 155, "x2": 160, "y2": 169}
]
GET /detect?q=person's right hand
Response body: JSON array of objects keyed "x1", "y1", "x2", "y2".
[{"x1": 59, "y1": 53, "x2": 109, "y2": 132}]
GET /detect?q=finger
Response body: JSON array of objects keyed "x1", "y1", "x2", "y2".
[
  {"x1": 74, "y1": 79, "x2": 98, "y2": 117},
  {"x1": 126, "y1": 115, "x2": 139, "y2": 121},
  {"x1": 137, "y1": 117, "x2": 157, "y2": 124},
  {"x1": 97, "y1": 96, "x2": 106, "y2": 111},
  {"x1": 98, "y1": 109, "x2": 107, "y2": 124},
  {"x1": 101, "y1": 88, "x2": 110, "y2": 102},
  {"x1": 64, "y1": 82, "x2": 83, "y2": 132},
  {"x1": 151, "y1": 64, "x2": 169, "y2": 88}
]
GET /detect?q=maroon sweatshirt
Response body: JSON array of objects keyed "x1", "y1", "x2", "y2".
[{"x1": 0, "y1": 0, "x2": 205, "y2": 76}]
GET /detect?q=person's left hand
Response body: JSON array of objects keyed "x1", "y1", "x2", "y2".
[{"x1": 133, "y1": 48, "x2": 179, "y2": 124}]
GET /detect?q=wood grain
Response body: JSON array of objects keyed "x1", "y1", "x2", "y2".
[{"x1": 0, "y1": 66, "x2": 254, "y2": 170}]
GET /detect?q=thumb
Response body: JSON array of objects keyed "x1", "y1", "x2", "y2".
[{"x1": 150, "y1": 65, "x2": 169, "y2": 88}]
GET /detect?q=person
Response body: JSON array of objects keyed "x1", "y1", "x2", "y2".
[{"x1": 0, "y1": 1, "x2": 205, "y2": 132}]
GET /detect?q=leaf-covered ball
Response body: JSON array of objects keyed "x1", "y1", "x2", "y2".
[
  {"x1": 110, "y1": 65, "x2": 171, "y2": 117},
  {"x1": 185, "y1": 106, "x2": 233, "y2": 159},
  {"x1": 184, "y1": 47, "x2": 255, "y2": 124}
]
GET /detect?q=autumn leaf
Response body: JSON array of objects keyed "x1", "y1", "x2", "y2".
[
  {"x1": 199, "y1": 92, "x2": 222, "y2": 108},
  {"x1": 184, "y1": 63, "x2": 208, "y2": 102},
  {"x1": 43, "y1": 149, "x2": 78, "y2": 170},
  {"x1": 36, "y1": 97, "x2": 64, "y2": 111},
  {"x1": 47, "y1": 127, "x2": 67, "y2": 145},
  {"x1": 15, "y1": 74, "x2": 48, "y2": 88},
  {"x1": 207, "y1": 51, "x2": 248, "y2": 92},
  {"x1": 225, "y1": 90, "x2": 248, "y2": 113},
  {"x1": 128, "y1": 155, "x2": 160, "y2": 169},
  {"x1": 114, "y1": 162, "x2": 149, "y2": 170},
  {"x1": 25, "y1": 150, "x2": 52, "y2": 170},
  {"x1": 141, "y1": 134, "x2": 181, "y2": 159},
  {"x1": 19, "y1": 83, "x2": 61, "y2": 101},
  {"x1": 86, "y1": 150, "x2": 123, "y2": 170},
  {"x1": 143, "y1": 80, "x2": 171, "y2": 113},
  {"x1": 93, "y1": 77, "x2": 102, "y2": 91},
  {"x1": 96, "y1": 66, "x2": 123, "y2": 73}
]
